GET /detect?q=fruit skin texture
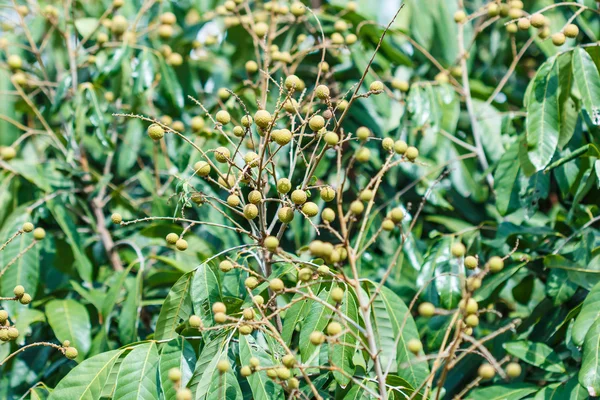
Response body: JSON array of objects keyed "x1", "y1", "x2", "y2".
[
  {"x1": 356, "y1": 148, "x2": 370, "y2": 163},
  {"x1": 302, "y1": 202, "x2": 319, "y2": 217},
  {"x1": 110, "y1": 213, "x2": 122, "y2": 224},
  {"x1": 315, "y1": 85, "x2": 330, "y2": 99},
  {"x1": 464, "y1": 256, "x2": 478, "y2": 269},
  {"x1": 564, "y1": 24, "x2": 579, "y2": 38},
  {"x1": 451, "y1": 242, "x2": 466, "y2": 258},
  {"x1": 22, "y1": 222, "x2": 34, "y2": 233},
  {"x1": 418, "y1": 302, "x2": 435, "y2": 317},
  {"x1": 219, "y1": 260, "x2": 234, "y2": 272},
  {"x1": 175, "y1": 239, "x2": 188, "y2": 251},
  {"x1": 254, "y1": 110, "x2": 272, "y2": 128},
  {"x1": 488, "y1": 256, "x2": 504, "y2": 273},
  {"x1": 331, "y1": 287, "x2": 344, "y2": 303},
  {"x1": 350, "y1": 200, "x2": 364, "y2": 215},
  {"x1": 277, "y1": 178, "x2": 292, "y2": 194},
  {"x1": 264, "y1": 236, "x2": 279, "y2": 251},
  {"x1": 321, "y1": 208, "x2": 335, "y2": 223},
  {"x1": 320, "y1": 186, "x2": 335, "y2": 202},
  {"x1": 309, "y1": 331, "x2": 325, "y2": 345},
  {"x1": 291, "y1": 190, "x2": 307, "y2": 205},
  {"x1": 217, "y1": 360, "x2": 230, "y2": 373},
  {"x1": 168, "y1": 368, "x2": 182, "y2": 382},
  {"x1": 405, "y1": 146, "x2": 419, "y2": 161},
  {"x1": 327, "y1": 321, "x2": 342, "y2": 336},
  {"x1": 506, "y1": 362, "x2": 522, "y2": 378},
  {"x1": 356, "y1": 127, "x2": 370, "y2": 141},
  {"x1": 309, "y1": 116, "x2": 325, "y2": 131},
  {"x1": 147, "y1": 123, "x2": 165, "y2": 140},
  {"x1": 389, "y1": 208, "x2": 404, "y2": 223},
  {"x1": 269, "y1": 278, "x2": 285, "y2": 291},
  {"x1": 552, "y1": 33, "x2": 566, "y2": 46},
  {"x1": 194, "y1": 161, "x2": 211, "y2": 177},
  {"x1": 530, "y1": 14, "x2": 546, "y2": 28},
  {"x1": 369, "y1": 81, "x2": 384, "y2": 92},
  {"x1": 65, "y1": 347, "x2": 79, "y2": 360},
  {"x1": 189, "y1": 315, "x2": 202, "y2": 328},
  {"x1": 244, "y1": 204, "x2": 259, "y2": 220},
  {"x1": 272, "y1": 129, "x2": 292, "y2": 145},
  {"x1": 454, "y1": 10, "x2": 467, "y2": 23},
  {"x1": 166, "y1": 233, "x2": 179, "y2": 244},
  {"x1": 465, "y1": 314, "x2": 479, "y2": 327},
  {"x1": 19, "y1": 293, "x2": 32, "y2": 305},
  {"x1": 13, "y1": 285, "x2": 25, "y2": 297},
  {"x1": 478, "y1": 363, "x2": 495, "y2": 380},
  {"x1": 0, "y1": 310, "x2": 8, "y2": 324},
  {"x1": 214, "y1": 147, "x2": 230, "y2": 163},
  {"x1": 407, "y1": 338, "x2": 422, "y2": 354},
  {"x1": 278, "y1": 207, "x2": 294, "y2": 223}
]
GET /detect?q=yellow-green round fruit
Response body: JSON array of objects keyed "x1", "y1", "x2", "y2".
[
  {"x1": 285, "y1": 74, "x2": 302, "y2": 90},
  {"x1": 382, "y1": 219, "x2": 395, "y2": 231},
  {"x1": 324, "y1": 131, "x2": 339, "y2": 146},
  {"x1": 405, "y1": 146, "x2": 419, "y2": 161},
  {"x1": 245, "y1": 276, "x2": 259, "y2": 289},
  {"x1": 0, "y1": 329, "x2": 9, "y2": 342},
  {"x1": 176, "y1": 388, "x2": 192, "y2": 400},
  {"x1": 272, "y1": 129, "x2": 292, "y2": 146},
  {"x1": 506, "y1": 23, "x2": 518, "y2": 34},
  {"x1": 298, "y1": 267, "x2": 313, "y2": 282},
  {"x1": 320, "y1": 186, "x2": 335, "y2": 202},
  {"x1": 244, "y1": 204, "x2": 259, "y2": 220},
  {"x1": 552, "y1": 32, "x2": 566, "y2": 46},
  {"x1": 33, "y1": 228, "x2": 46, "y2": 240},
  {"x1": 7, "y1": 54, "x2": 23, "y2": 70},
  {"x1": 240, "y1": 366, "x2": 252, "y2": 377},
  {"x1": 12, "y1": 72, "x2": 27, "y2": 86},
  {"x1": 227, "y1": 194, "x2": 240, "y2": 207},
  {"x1": 345, "y1": 33, "x2": 357, "y2": 45},
  {"x1": 6, "y1": 327, "x2": 19, "y2": 340},
  {"x1": 148, "y1": 123, "x2": 165, "y2": 140},
  {"x1": 282, "y1": 354, "x2": 296, "y2": 368},
  {"x1": 65, "y1": 347, "x2": 78, "y2": 360},
  {"x1": 219, "y1": 260, "x2": 234, "y2": 272},
  {"x1": 389, "y1": 207, "x2": 404, "y2": 223},
  {"x1": 216, "y1": 110, "x2": 231, "y2": 125},
  {"x1": 331, "y1": 32, "x2": 344, "y2": 44},
  {"x1": 407, "y1": 338, "x2": 422, "y2": 354},
  {"x1": 487, "y1": 3, "x2": 499, "y2": 17},
  {"x1": 189, "y1": 315, "x2": 202, "y2": 328},
  {"x1": 508, "y1": 8, "x2": 522, "y2": 19},
  {"x1": 331, "y1": 287, "x2": 344, "y2": 303},
  {"x1": 538, "y1": 27, "x2": 551, "y2": 39},
  {"x1": 564, "y1": 24, "x2": 579, "y2": 38},
  {"x1": 243, "y1": 307, "x2": 255, "y2": 320},
  {"x1": 269, "y1": 278, "x2": 285, "y2": 292},
  {"x1": 194, "y1": 161, "x2": 211, "y2": 177},
  {"x1": 334, "y1": 20, "x2": 348, "y2": 32},
  {"x1": 461, "y1": 298, "x2": 478, "y2": 315},
  {"x1": 349, "y1": 200, "x2": 364, "y2": 215},
  {"x1": 245, "y1": 60, "x2": 258, "y2": 73},
  {"x1": 158, "y1": 24, "x2": 173, "y2": 38},
  {"x1": 391, "y1": 79, "x2": 409, "y2": 92},
  {"x1": 467, "y1": 277, "x2": 482, "y2": 291},
  {"x1": 505, "y1": 362, "x2": 522, "y2": 378},
  {"x1": 20, "y1": 293, "x2": 32, "y2": 305},
  {"x1": 355, "y1": 148, "x2": 370, "y2": 163},
  {"x1": 321, "y1": 208, "x2": 335, "y2": 223},
  {"x1": 111, "y1": 15, "x2": 128, "y2": 34},
  {"x1": 175, "y1": 239, "x2": 188, "y2": 251},
  {"x1": 217, "y1": 88, "x2": 230, "y2": 101},
  {"x1": 110, "y1": 213, "x2": 122, "y2": 224},
  {"x1": 309, "y1": 115, "x2": 325, "y2": 131},
  {"x1": 359, "y1": 189, "x2": 373, "y2": 202},
  {"x1": 418, "y1": 302, "x2": 435, "y2": 317},
  {"x1": 369, "y1": 80, "x2": 384, "y2": 92},
  {"x1": 253, "y1": 22, "x2": 268, "y2": 37},
  {"x1": 254, "y1": 110, "x2": 272, "y2": 129},
  {"x1": 277, "y1": 178, "x2": 292, "y2": 194},
  {"x1": 283, "y1": 98, "x2": 298, "y2": 113},
  {"x1": 309, "y1": 331, "x2": 325, "y2": 345},
  {"x1": 327, "y1": 321, "x2": 342, "y2": 336},
  {"x1": 478, "y1": 363, "x2": 495, "y2": 380},
  {"x1": 248, "y1": 190, "x2": 262, "y2": 204},
  {"x1": 517, "y1": 18, "x2": 530, "y2": 30},
  {"x1": 356, "y1": 126, "x2": 370, "y2": 141},
  {"x1": 1, "y1": 146, "x2": 16, "y2": 161},
  {"x1": 168, "y1": 367, "x2": 182, "y2": 382},
  {"x1": 213, "y1": 301, "x2": 227, "y2": 314},
  {"x1": 465, "y1": 314, "x2": 479, "y2": 327},
  {"x1": 264, "y1": 236, "x2": 279, "y2": 251},
  {"x1": 382, "y1": 137, "x2": 394, "y2": 151},
  {"x1": 160, "y1": 12, "x2": 176, "y2": 25},
  {"x1": 291, "y1": 1, "x2": 305, "y2": 16},
  {"x1": 214, "y1": 312, "x2": 226, "y2": 323},
  {"x1": 253, "y1": 295, "x2": 264, "y2": 306},
  {"x1": 454, "y1": 10, "x2": 467, "y2": 23},
  {"x1": 171, "y1": 122, "x2": 183, "y2": 132},
  {"x1": 266, "y1": 368, "x2": 277, "y2": 379},
  {"x1": 249, "y1": 357, "x2": 260, "y2": 368},
  {"x1": 232, "y1": 126, "x2": 244, "y2": 137},
  {"x1": 22, "y1": 222, "x2": 34, "y2": 233},
  {"x1": 337, "y1": 99, "x2": 348, "y2": 111},
  {"x1": 291, "y1": 190, "x2": 307, "y2": 205},
  {"x1": 302, "y1": 202, "x2": 319, "y2": 217},
  {"x1": 215, "y1": 147, "x2": 230, "y2": 163},
  {"x1": 465, "y1": 256, "x2": 478, "y2": 269},
  {"x1": 217, "y1": 360, "x2": 230, "y2": 373},
  {"x1": 488, "y1": 256, "x2": 504, "y2": 273},
  {"x1": 166, "y1": 233, "x2": 179, "y2": 245},
  {"x1": 0, "y1": 310, "x2": 8, "y2": 324},
  {"x1": 530, "y1": 14, "x2": 546, "y2": 28},
  {"x1": 317, "y1": 265, "x2": 330, "y2": 275},
  {"x1": 315, "y1": 85, "x2": 330, "y2": 100},
  {"x1": 451, "y1": 242, "x2": 466, "y2": 258},
  {"x1": 13, "y1": 285, "x2": 25, "y2": 297},
  {"x1": 278, "y1": 207, "x2": 294, "y2": 223}
]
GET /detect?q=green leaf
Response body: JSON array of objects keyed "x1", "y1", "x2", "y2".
[
  {"x1": 331, "y1": 287, "x2": 359, "y2": 386},
  {"x1": 494, "y1": 141, "x2": 522, "y2": 216},
  {"x1": 191, "y1": 263, "x2": 222, "y2": 328},
  {"x1": 187, "y1": 335, "x2": 229, "y2": 399},
  {"x1": 159, "y1": 337, "x2": 197, "y2": 400},
  {"x1": 113, "y1": 342, "x2": 160, "y2": 400},
  {"x1": 155, "y1": 270, "x2": 194, "y2": 340},
  {"x1": 299, "y1": 285, "x2": 334, "y2": 361},
  {"x1": 533, "y1": 377, "x2": 588, "y2": 399},
  {"x1": 281, "y1": 293, "x2": 310, "y2": 343},
  {"x1": 546, "y1": 269, "x2": 577, "y2": 306},
  {"x1": 579, "y1": 317, "x2": 600, "y2": 396},
  {"x1": 205, "y1": 367, "x2": 242, "y2": 400},
  {"x1": 158, "y1": 57, "x2": 184, "y2": 109},
  {"x1": 48, "y1": 349, "x2": 124, "y2": 400},
  {"x1": 503, "y1": 341, "x2": 566, "y2": 373},
  {"x1": 239, "y1": 334, "x2": 284, "y2": 400},
  {"x1": 526, "y1": 57, "x2": 560, "y2": 171},
  {"x1": 572, "y1": 47, "x2": 600, "y2": 122},
  {"x1": 46, "y1": 299, "x2": 92, "y2": 362},
  {"x1": 573, "y1": 281, "x2": 600, "y2": 346},
  {"x1": 465, "y1": 383, "x2": 538, "y2": 400}
]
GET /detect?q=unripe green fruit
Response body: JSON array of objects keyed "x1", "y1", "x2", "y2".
[
  {"x1": 359, "y1": 190, "x2": 373, "y2": 202},
  {"x1": 189, "y1": 315, "x2": 202, "y2": 328},
  {"x1": 245, "y1": 276, "x2": 259, "y2": 289},
  {"x1": 337, "y1": 99, "x2": 348, "y2": 111},
  {"x1": 0, "y1": 330, "x2": 9, "y2": 342},
  {"x1": 212, "y1": 302, "x2": 226, "y2": 314},
  {"x1": 508, "y1": 8, "x2": 522, "y2": 19},
  {"x1": 217, "y1": 360, "x2": 230, "y2": 373},
  {"x1": 382, "y1": 219, "x2": 395, "y2": 231},
  {"x1": 278, "y1": 207, "x2": 294, "y2": 223},
  {"x1": 389, "y1": 208, "x2": 404, "y2": 223},
  {"x1": 176, "y1": 388, "x2": 192, "y2": 400},
  {"x1": 242, "y1": 307, "x2": 255, "y2": 320},
  {"x1": 218, "y1": 173, "x2": 235, "y2": 188},
  {"x1": 227, "y1": 194, "x2": 240, "y2": 207},
  {"x1": 291, "y1": 190, "x2": 307, "y2": 205},
  {"x1": 467, "y1": 277, "x2": 482, "y2": 291},
  {"x1": 272, "y1": 129, "x2": 292, "y2": 146},
  {"x1": 451, "y1": 242, "x2": 466, "y2": 258},
  {"x1": 12, "y1": 72, "x2": 27, "y2": 86},
  {"x1": 240, "y1": 366, "x2": 252, "y2": 377},
  {"x1": 253, "y1": 22, "x2": 268, "y2": 37},
  {"x1": 478, "y1": 363, "x2": 495, "y2": 380},
  {"x1": 460, "y1": 298, "x2": 478, "y2": 315},
  {"x1": 320, "y1": 186, "x2": 335, "y2": 202},
  {"x1": 297, "y1": 267, "x2": 313, "y2": 282},
  {"x1": 160, "y1": 12, "x2": 176, "y2": 25},
  {"x1": 266, "y1": 369, "x2": 277, "y2": 379},
  {"x1": 231, "y1": 126, "x2": 243, "y2": 137},
  {"x1": 369, "y1": 80, "x2": 384, "y2": 92},
  {"x1": 7, "y1": 54, "x2": 23, "y2": 70},
  {"x1": 277, "y1": 178, "x2": 292, "y2": 194},
  {"x1": 1, "y1": 147, "x2": 16, "y2": 161},
  {"x1": 315, "y1": 85, "x2": 330, "y2": 100},
  {"x1": 510, "y1": 0, "x2": 524, "y2": 9},
  {"x1": 0, "y1": 310, "x2": 8, "y2": 324},
  {"x1": 158, "y1": 24, "x2": 174, "y2": 39},
  {"x1": 22, "y1": 222, "x2": 34, "y2": 233},
  {"x1": 243, "y1": 204, "x2": 259, "y2": 220},
  {"x1": 217, "y1": 88, "x2": 230, "y2": 102},
  {"x1": 248, "y1": 190, "x2": 262, "y2": 204},
  {"x1": 291, "y1": 2, "x2": 305, "y2": 16},
  {"x1": 530, "y1": 14, "x2": 546, "y2": 28},
  {"x1": 331, "y1": 287, "x2": 344, "y2": 303},
  {"x1": 285, "y1": 75, "x2": 302, "y2": 90},
  {"x1": 465, "y1": 314, "x2": 479, "y2": 327},
  {"x1": 254, "y1": 110, "x2": 272, "y2": 128},
  {"x1": 13, "y1": 285, "x2": 25, "y2": 297},
  {"x1": 19, "y1": 293, "x2": 32, "y2": 305},
  {"x1": 309, "y1": 331, "x2": 325, "y2": 345},
  {"x1": 464, "y1": 256, "x2": 478, "y2": 269},
  {"x1": 418, "y1": 302, "x2": 435, "y2": 317},
  {"x1": 391, "y1": 79, "x2": 409, "y2": 92},
  {"x1": 564, "y1": 24, "x2": 579, "y2": 38},
  {"x1": 215, "y1": 147, "x2": 230, "y2": 163},
  {"x1": 517, "y1": 18, "x2": 530, "y2": 30},
  {"x1": 331, "y1": 32, "x2": 344, "y2": 45},
  {"x1": 194, "y1": 161, "x2": 211, "y2": 177},
  {"x1": 7, "y1": 327, "x2": 19, "y2": 340},
  {"x1": 65, "y1": 347, "x2": 78, "y2": 359},
  {"x1": 302, "y1": 202, "x2": 319, "y2": 217},
  {"x1": 282, "y1": 354, "x2": 296, "y2": 368},
  {"x1": 264, "y1": 236, "x2": 279, "y2": 251},
  {"x1": 249, "y1": 357, "x2": 260, "y2": 368},
  {"x1": 538, "y1": 26, "x2": 551, "y2": 39},
  {"x1": 244, "y1": 152, "x2": 259, "y2": 167},
  {"x1": 308, "y1": 115, "x2": 325, "y2": 131},
  {"x1": 147, "y1": 123, "x2": 165, "y2": 140},
  {"x1": 356, "y1": 126, "x2": 370, "y2": 141},
  {"x1": 345, "y1": 33, "x2": 357, "y2": 45},
  {"x1": 350, "y1": 200, "x2": 364, "y2": 215},
  {"x1": 253, "y1": 295, "x2": 264, "y2": 306},
  {"x1": 269, "y1": 278, "x2": 285, "y2": 292},
  {"x1": 168, "y1": 368, "x2": 182, "y2": 382},
  {"x1": 214, "y1": 312, "x2": 226, "y2": 323},
  {"x1": 166, "y1": 233, "x2": 179, "y2": 245},
  {"x1": 317, "y1": 265, "x2": 330, "y2": 275},
  {"x1": 407, "y1": 338, "x2": 422, "y2": 354},
  {"x1": 382, "y1": 137, "x2": 394, "y2": 151},
  {"x1": 487, "y1": 3, "x2": 499, "y2": 17},
  {"x1": 355, "y1": 148, "x2": 370, "y2": 163},
  {"x1": 111, "y1": 15, "x2": 128, "y2": 34},
  {"x1": 454, "y1": 10, "x2": 467, "y2": 23},
  {"x1": 175, "y1": 239, "x2": 188, "y2": 251},
  {"x1": 239, "y1": 324, "x2": 253, "y2": 335},
  {"x1": 62, "y1": 340, "x2": 71, "y2": 347},
  {"x1": 111, "y1": 213, "x2": 122, "y2": 224},
  {"x1": 321, "y1": 208, "x2": 335, "y2": 223},
  {"x1": 327, "y1": 321, "x2": 342, "y2": 336},
  {"x1": 405, "y1": 146, "x2": 419, "y2": 161},
  {"x1": 245, "y1": 60, "x2": 258, "y2": 73},
  {"x1": 324, "y1": 131, "x2": 339, "y2": 146},
  {"x1": 219, "y1": 260, "x2": 234, "y2": 272},
  {"x1": 276, "y1": 367, "x2": 291, "y2": 380},
  {"x1": 505, "y1": 362, "x2": 522, "y2": 378},
  {"x1": 505, "y1": 23, "x2": 517, "y2": 34},
  {"x1": 488, "y1": 256, "x2": 504, "y2": 273}
]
